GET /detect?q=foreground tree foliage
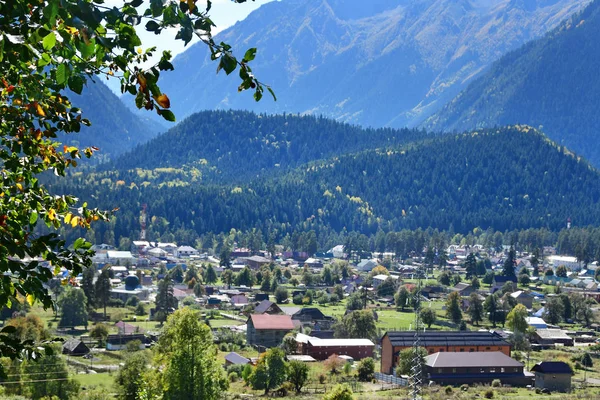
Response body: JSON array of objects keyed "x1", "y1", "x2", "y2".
[
  {"x1": 0, "y1": 0, "x2": 271, "y2": 372},
  {"x1": 249, "y1": 348, "x2": 287, "y2": 395},
  {"x1": 154, "y1": 308, "x2": 228, "y2": 400}
]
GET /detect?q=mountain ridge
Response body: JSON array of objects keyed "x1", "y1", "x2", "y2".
[
  {"x1": 423, "y1": 0, "x2": 600, "y2": 167},
  {"x1": 147, "y1": 0, "x2": 586, "y2": 129}
]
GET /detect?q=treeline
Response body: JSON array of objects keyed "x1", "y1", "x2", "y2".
[{"x1": 53, "y1": 126, "x2": 600, "y2": 252}]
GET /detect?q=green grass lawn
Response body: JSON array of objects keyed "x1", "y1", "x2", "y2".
[{"x1": 72, "y1": 371, "x2": 115, "y2": 389}]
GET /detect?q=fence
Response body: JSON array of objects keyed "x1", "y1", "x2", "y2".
[{"x1": 375, "y1": 372, "x2": 408, "y2": 386}]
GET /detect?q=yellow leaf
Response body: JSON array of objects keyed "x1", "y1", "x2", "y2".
[
  {"x1": 26, "y1": 294, "x2": 35, "y2": 306},
  {"x1": 137, "y1": 47, "x2": 142, "y2": 54},
  {"x1": 65, "y1": 26, "x2": 77, "y2": 35},
  {"x1": 16, "y1": 183, "x2": 22, "y2": 191},
  {"x1": 48, "y1": 209, "x2": 56, "y2": 221},
  {"x1": 187, "y1": 0, "x2": 196, "y2": 11},
  {"x1": 36, "y1": 103, "x2": 45, "y2": 117},
  {"x1": 70, "y1": 216, "x2": 79, "y2": 228},
  {"x1": 64, "y1": 213, "x2": 72, "y2": 224},
  {"x1": 154, "y1": 93, "x2": 170, "y2": 109}
]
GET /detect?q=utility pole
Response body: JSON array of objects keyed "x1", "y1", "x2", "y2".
[{"x1": 409, "y1": 263, "x2": 424, "y2": 400}]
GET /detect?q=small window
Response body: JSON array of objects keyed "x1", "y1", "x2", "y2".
[
  {"x1": 438, "y1": 368, "x2": 443, "y2": 373},
  {"x1": 486, "y1": 347, "x2": 491, "y2": 350},
  {"x1": 480, "y1": 369, "x2": 485, "y2": 374},
  {"x1": 452, "y1": 368, "x2": 456, "y2": 373},
  {"x1": 490, "y1": 368, "x2": 496, "y2": 373},
  {"x1": 469, "y1": 349, "x2": 474, "y2": 352},
  {"x1": 460, "y1": 349, "x2": 464, "y2": 352},
  {"x1": 501, "y1": 368, "x2": 505, "y2": 373}
]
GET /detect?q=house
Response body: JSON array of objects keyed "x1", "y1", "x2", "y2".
[
  {"x1": 421, "y1": 286, "x2": 444, "y2": 299},
  {"x1": 356, "y1": 259, "x2": 378, "y2": 272},
  {"x1": 330, "y1": 245, "x2": 345, "y2": 259},
  {"x1": 510, "y1": 291, "x2": 535, "y2": 309},
  {"x1": 526, "y1": 317, "x2": 548, "y2": 330},
  {"x1": 586, "y1": 282, "x2": 598, "y2": 291},
  {"x1": 106, "y1": 334, "x2": 146, "y2": 351},
  {"x1": 533, "y1": 329, "x2": 574, "y2": 346},
  {"x1": 549, "y1": 255, "x2": 583, "y2": 271},
  {"x1": 243, "y1": 255, "x2": 271, "y2": 270},
  {"x1": 380, "y1": 331, "x2": 511, "y2": 375},
  {"x1": 115, "y1": 321, "x2": 144, "y2": 335},
  {"x1": 291, "y1": 308, "x2": 334, "y2": 330},
  {"x1": 254, "y1": 300, "x2": 283, "y2": 315},
  {"x1": 99, "y1": 251, "x2": 137, "y2": 266},
  {"x1": 174, "y1": 245, "x2": 198, "y2": 258},
  {"x1": 224, "y1": 351, "x2": 251, "y2": 366},
  {"x1": 372, "y1": 274, "x2": 400, "y2": 289},
  {"x1": 62, "y1": 339, "x2": 90, "y2": 356},
  {"x1": 452, "y1": 282, "x2": 475, "y2": 297},
  {"x1": 246, "y1": 314, "x2": 294, "y2": 348},
  {"x1": 230, "y1": 294, "x2": 249, "y2": 307},
  {"x1": 303, "y1": 337, "x2": 374, "y2": 361},
  {"x1": 531, "y1": 361, "x2": 573, "y2": 392},
  {"x1": 110, "y1": 286, "x2": 149, "y2": 302},
  {"x1": 491, "y1": 275, "x2": 518, "y2": 293},
  {"x1": 304, "y1": 258, "x2": 323, "y2": 269},
  {"x1": 425, "y1": 352, "x2": 533, "y2": 386}
]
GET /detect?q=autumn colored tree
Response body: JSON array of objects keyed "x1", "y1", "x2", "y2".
[{"x1": 0, "y1": 0, "x2": 271, "y2": 371}]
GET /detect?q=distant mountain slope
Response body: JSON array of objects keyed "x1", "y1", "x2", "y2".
[
  {"x1": 64, "y1": 126, "x2": 600, "y2": 242},
  {"x1": 424, "y1": 0, "x2": 600, "y2": 166},
  {"x1": 150, "y1": 0, "x2": 585, "y2": 128},
  {"x1": 105, "y1": 110, "x2": 428, "y2": 183},
  {"x1": 62, "y1": 80, "x2": 161, "y2": 162}
]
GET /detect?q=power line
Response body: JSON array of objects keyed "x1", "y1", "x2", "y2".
[{"x1": 0, "y1": 377, "x2": 71, "y2": 384}]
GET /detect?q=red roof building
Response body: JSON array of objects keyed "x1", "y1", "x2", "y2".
[{"x1": 247, "y1": 314, "x2": 294, "y2": 348}]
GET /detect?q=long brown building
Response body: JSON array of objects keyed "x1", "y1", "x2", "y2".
[{"x1": 380, "y1": 331, "x2": 511, "y2": 375}]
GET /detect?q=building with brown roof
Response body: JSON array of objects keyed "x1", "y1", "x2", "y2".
[
  {"x1": 246, "y1": 314, "x2": 294, "y2": 348},
  {"x1": 425, "y1": 351, "x2": 533, "y2": 386}
]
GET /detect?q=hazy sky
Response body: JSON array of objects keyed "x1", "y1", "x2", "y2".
[{"x1": 104, "y1": 0, "x2": 274, "y2": 93}]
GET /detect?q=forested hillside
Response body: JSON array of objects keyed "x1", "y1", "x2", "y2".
[
  {"x1": 141, "y1": 0, "x2": 585, "y2": 128},
  {"x1": 60, "y1": 125, "x2": 600, "y2": 246},
  {"x1": 63, "y1": 80, "x2": 162, "y2": 162},
  {"x1": 104, "y1": 110, "x2": 429, "y2": 183},
  {"x1": 424, "y1": 0, "x2": 600, "y2": 167}
]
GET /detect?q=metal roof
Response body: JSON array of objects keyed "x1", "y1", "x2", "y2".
[
  {"x1": 384, "y1": 331, "x2": 510, "y2": 348},
  {"x1": 225, "y1": 352, "x2": 250, "y2": 365},
  {"x1": 249, "y1": 314, "x2": 294, "y2": 330},
  {"x1": 531, "y1": 361, "x2": 573, "y2": 374},
  {"x1": 425, "y1": 351, "x2": 522, "y2": 368},
  {"x1": 307, "y1": 338, "x2": 374, "y2": 347}
]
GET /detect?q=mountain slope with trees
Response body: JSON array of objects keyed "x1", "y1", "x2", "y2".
[
  {"x1": 62, "y1": 125, "x2": 600, "y2": 245},
  {"x1": 424, "y1": 0, "x2": 600, "y2": 167},
  {"x1": 143, "y1": 0, "x2": 586, "y2": 129},
  {"x1": 104, "y1": 110, "x2": 429, "y2": 183}
]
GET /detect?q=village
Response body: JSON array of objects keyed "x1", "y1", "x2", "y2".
[{"x1": 9, "y1": 238, "x2": 599, "y2": 399}]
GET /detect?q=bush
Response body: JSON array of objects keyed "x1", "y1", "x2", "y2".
[
  {"x1": 318, "y1": 373, "x2": 327, "y2": 384},
  {"x1": 242, "y1": 364, "x2": 253, "y2": 384},
  {"x1": 484, "y1": 389, "x2": 494, "y2": 399},
  {"x1": 357, "y1": 357, "x2": 374, "y2": 382},
  {"x1": 275, "y1": 287, "x2": 289, "y2": 304},
  {"x1": 228, "y1": 372, "x2": 238, "y2": 382},
  {"x1": 322, "y1": 384, "x2": 354, "y2": 400},
  {"x1": 227, "y1": 364, "x2": 244, "y2": 376},
  {"x1": 460, "y1": 384, "x2": 469, "y2": 391},
  {"x1": 292, "y1": 294, "x2": 303, "y2": 305},
  {"x1": 182, "y1": 296, "x2": 196, "y2": 306},
  {"x1": 135, "y1": 303, "x2": 146, "y2": 316},
  {"x1": 125, "y1": 296, "x2": 139, "y2": 307},
  {"x1": 278, "y1": 381, "x2": 294, "y2": 396},
  {"x1": 108, "y1": 298, "x2": 125, "y2": 307},
  {"x1": 125, "y1": 339, "x2": 142, "y2": 352},
  {"x1": 445, "y1": 386, "x2": 453, "y2": 395},
  {"x1": 491, "y1": 379, "x2": 501, "y2": 388}
]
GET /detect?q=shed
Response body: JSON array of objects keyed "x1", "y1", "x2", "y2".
[
  {"x1": 531, "y1": 361, "x2": 573, "y2": 392},
  {"x1": 62, "y1": 339, "x2": 90, "y2": 356},
  {"x1": 224, "y1": 351, "x2": 251, "y2": 366}
]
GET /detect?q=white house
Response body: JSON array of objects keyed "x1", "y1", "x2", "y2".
[
  {"x1": 174, "y1": 245, "x2": 198, "y2": 258},
  {"x1": 357, "y1": 259, "x2": 378, "y2": 272},
  {"x1": 104, "y1": 251, "x2": 136, "y2": 266},
  {"x1": 548, "y1": 255, "x2": 583, "y2": 271},
  {"x1": 330, "y1": 245, "x2": 345, "y2": 259},
  {"x1": 372, "y1": 274, "x2": 399, "y2": 289}
]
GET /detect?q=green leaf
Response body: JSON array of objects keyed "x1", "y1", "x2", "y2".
[
  {"x1": 267, "y1": 87, "x2": 277, "y2": 101},
  {"x1": 243, "y1": 48, "x2": 257, "y2": 63},
  {"x1": 73, "y1": 237, "x2": 85, "y2": 250},
  {"x1": 42, "y1": 32, "x2": 56, "y2": 51},
  {"x1": 56, "y1": 64, "x2": 68, "y2": 85},
  {"x1": 145, "y1": 20, "x2": 160, "y2": 32},
  {"x1": 29, "y1": 212, "x2": 38, "y2": 225},
  {"x1": 77, "y1": 39, "x2": 95, "y2": 60},
  {"x1": 161, "y1": 110, "x2": 176, "y2": 122},
  {"x1": 68, "y1": 75, "x2": 84, "y2": 94}
]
